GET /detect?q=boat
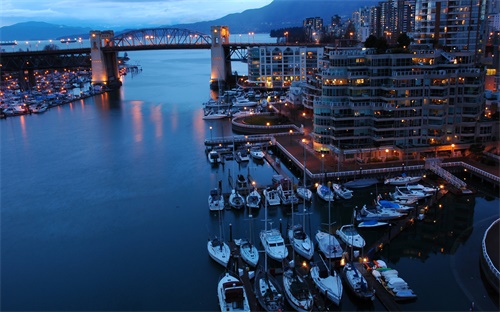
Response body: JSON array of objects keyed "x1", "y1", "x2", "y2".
[
  {"x1": 246, "y1": 188, "x2": 261, "y2": 209},
  {"x1": 384, "y1": 174, "x2": 422, "y2": 185},
  {"x1": 288, "y1": 223, "x2": 314, "y2": 260},
  {"x1": 390, "y1": 185, "x2": 429, "y2": 201},
  {"x1": 296, "y1": 148, "x2": 312, "y2": 202},
  {"x1": 354, "y1": 205, "x2": 406, "y2": 222},
  {"x1": 232, "y1": 96, "x2": 258, "y2": 107},
  {"x1": 208, "y1": 150, "x2": 221, "y2": 165},
  {"x1": 332, "y1": 183, "x2": 353, "y2": 199},
  {"x1": 31, "y1": 103, "x2": 48, "y2": 113},
  {"x1": 263, "y1": 187, "x2": 280, "y2": 206},
  {"x1": 276, "y1": 178, "x2": 299, "y2": 206},
  {"x1": 260, "y1": 196, "x2": 288, "y2": 261},
  {"x1": 236, "y1": 174, "x2": 249, "y2": 192},
  {"x1": 208, "y1": 187, "x2": 224, "y2": 211},
  {"x1": 237, "y1": 209, "x2": 259, "y2": 268},
  {"x1": 357, "y1": 220, "x2": 389, "y2": 228},
  {"x1": 316, "y1": 183, "x2": 335, "y2": 202},
  {"x1": 336, "y1": 224, "x2": 365, "y2": 248},
  {"x1": 0, "y1": 41, "x2": 17, "y2": 46},
  {"x1": 375, "y1": 196, "x2": 414, "y2": 212},
  {"x1": 217, "y1": 271, "x2": 251, "y2": 311},
  {"x1": 235, "y1": 150, "x2": 250, "y2": 162},
  {"x1": 254, "y1": 265, "x2": 285, "y2": 312},
  {"x1": 283, "y1": 263, "x2": 314, "y2": 311},
  {"x1": 343, "y1": 178, "x2": 378, "y2": 189},
  {"x1": 208, "y1": 209, "x2": 230, "y2": 267},
  {"x1": 249, "y1": 146, "x2": 265, "y2": 160},
  {"x1": 260, "y1": 228, "x2": 288, "y2": 262},
  {"x1": 203, "y1": 108, "x2": 228, "y2": 120},
  {"x1": 405, "y1": 183, "x2": 439, "y2": 194},
  {"x1": 229, "y1": 189, "x2": 245, "y2": 210},
  {"x1": 310, "y1": 258, "x2": 343, "y2": 306},
  {"x1": 315, "y1": 230, "x2": 343, "y2": 259},
  {"x1": 340, "y1": 262, "x2": 375, "y2": 301},
  {"x1": 371, "y1": 266, "x2": 417, "y2": 302}
]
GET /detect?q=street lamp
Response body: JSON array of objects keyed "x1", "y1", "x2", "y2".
[
  {"x1": 451, "y1": 144, "x2": 455, "y2": 157},
  {"x1": 209, "y1": 126, "x2": 213, "y2": 141},
  {"x1": 284, "y1": 31, "x2": 289, "y2": 44},
  {"x1": 289, "y1": 129, "x2": 293, "y2": 144}
]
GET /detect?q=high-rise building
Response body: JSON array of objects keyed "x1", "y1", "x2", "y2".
[{"x1": 414, "y1": 0, "x2": 488, "y2": 59}]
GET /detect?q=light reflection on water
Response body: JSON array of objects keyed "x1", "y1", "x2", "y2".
[{"x1": 1, "y1": 37, "x2": 499, "y2": 311}]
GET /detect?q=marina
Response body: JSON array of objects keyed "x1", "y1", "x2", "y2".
[{"x1": 1, "y1": 46, "x2": 498, "y2": 312}]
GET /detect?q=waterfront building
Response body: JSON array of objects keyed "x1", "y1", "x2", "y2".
[
  {"x1": 303, "y1": 45, "x2": 494, "y2": 161},
  {"x1": 246, "y1": 46, "x2": 323, "y2": 89}
]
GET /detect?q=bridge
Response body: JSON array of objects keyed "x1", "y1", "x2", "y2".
[{"x1": 1, "y1": 26, "x2": 320, "y2": 89}]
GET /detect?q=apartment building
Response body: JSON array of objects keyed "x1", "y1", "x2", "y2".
[
  {"x1": 303, "y1": 45, "x2": 492, "y2": 161},
  {"x1": 246, "y1": 46, "x2": 323, "y2": 89}
]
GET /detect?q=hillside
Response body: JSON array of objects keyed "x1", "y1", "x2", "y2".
[{"x1": 0, "y1": 0, "x2": 379, "y2": 40}]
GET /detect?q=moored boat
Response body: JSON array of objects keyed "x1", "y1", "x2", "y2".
[
  {"x1": 340, "y1": 262, "x2": 375, "y2": 301},
  {"x1": 384, "y1": 174, "x2": 422, "y2": 185},
  {"x1": 263, "y1": 187, "x2": 281, "y2": 206},
  {"x1": 283, "y1": 264, "x2": 314, "y2": 312},
  {"x1": 217, "y1": 271, "x2": 251, "y2": 311},
  {"x1": 310, "y1": 259, "x2": 343, "y2": 306},
  {"x1": 332, "y1": 183, "x2": 353, "y2": 199},
  {"x1": 316, "y1": 183, "x2": 335, "y2": 202},
  {"x1": 254, "y1": 266, "x2": 285, "y2": 312},
  {"x1": 315, "y1": 230, "x2": 343, "y2": 259},
  {"x1": 336, "y1": 224, "x2": 365, "y2": 248}
]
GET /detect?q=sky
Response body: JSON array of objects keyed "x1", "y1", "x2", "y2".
[{"x1": 0, "y1": 0, "x2": 274, "y2": 28}]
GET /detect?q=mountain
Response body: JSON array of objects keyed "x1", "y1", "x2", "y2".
[
  {"x1": 0, "y1": 22, "x2": 92, "y2": 41},
  {"x1": 0, "y1": 0, "x2": 379, "y2": 40},
  {"x1": 170, "y1": 0, "x2": 379, "y2": 34}
]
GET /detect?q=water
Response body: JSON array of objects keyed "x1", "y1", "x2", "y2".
[{"x1": 1, "y1": 35, "x2": 499, "y2": 311}]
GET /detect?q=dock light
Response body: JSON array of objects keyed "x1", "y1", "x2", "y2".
[
  {"x1": 340, "y1": 257, "x2": 345, "y2": 266},
  {"x1": 302, "y1": 261, "x2": 307, "y2": 268},
  {"x1": 363, "y1": 257, "x2": 368, "y2": 263},
  {"x1": 266, "y1": 122, "x2": 270, "y2": 127},
  {"x1": 439, "y1": 185, "x2": 444, "y2": 189}
]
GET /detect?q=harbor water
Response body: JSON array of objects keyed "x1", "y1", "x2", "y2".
[{"x1": 1, "y1": 35, "x2": 499, "y2": 311}]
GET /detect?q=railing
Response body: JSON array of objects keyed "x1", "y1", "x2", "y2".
[
  {"x1": 441, "y1": 161, "x2": 500, "y2": 184},
  {"x1": 482, "y1": 218, "x2": 500, "y2": 280}
]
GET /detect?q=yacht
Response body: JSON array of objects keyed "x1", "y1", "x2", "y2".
[{"x1": 260, "y1": 228, "x2": 288, "y2": 261}]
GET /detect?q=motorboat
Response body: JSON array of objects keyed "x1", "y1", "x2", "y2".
[
  {"x1": 316, "y1": 184, "x2": 335, "y2": 202},
  {"x1": 263, "y1": 187, "x2": 280, "y2": 206},
  {"x1": 236, "y1": 150, "x2": 250, "y2": 162},
  {"x1": 236, "y1": 238, "x2": 259, "y2": 268},
  {"x1": 260, "y1": 228, "x2": 288, "y2": 261},
  {"x1": 343, "y1": 178, "x2": 378, "y2": 189},
  {"x1": 229, "y1": 189, "x2": 245, "y2": 210},
  {"x1": 232, "y1": 96, "x2": 258, "y2": 107},
  {"x1": 310, "y1": 260, "x2": 342, "y2": 306},
  {"x1": 217, "y1": 271, "x2": 251, "y2": 312},
  {"x1": 31, "y1": 103, "x2": 48, "y2": 113},
  {"x1": 315, "y1": 230, "x2": 343, "y2": 259},
  {"x1": 354, "y1": 205, "x2": 406, "y2": 222},
  {"x1": 340, "y1": 262, "x2": 375, "y2": 301},
  {"x1": 332, "y1": 183, "x2": 353, "y2": 199},
  {"x1": 288, "y1": 224, "x2": 314, "y2": 260},
  {"x1": 375, "y1": 196, "x2": 414, "y2": 212},
  {"x1": 236, "y1": 174, "x2": 249, "y2": 191},
  {"x1": 283, "y1": 264, "x2": 314, "y2": 311},
  {"x1": 208, "y1": 150, "x2": 221, "y2": 165},
  {"x1": 336, "y1": 224, "x2": 365, "y2": 248},
  {"x1": 390, "y1": 186, "x2": 429, "y2": 201},
  {"x1": 249, "y1": 146, "x2": 265, "y2": 160},
  {"x1": 276, "y1": 183, "x2": 299, "y2": 206},
  {"x1": 357, "y1": 220, "x2": 389, "y2": 228},
  {"x1": 371, "y1": 266, "x2": 417, "y2": 302},
  {"x1": 384, "y1": 174, "x2": 422, "y2": 185},
  {"x1": 405, "y1": 183, "x2": 439, "y2": 194},
  {"x1": 202, "y1": 108, "x2": 228, "y2": 120},
  {"x1": 246, "y1": 188, "x2": 261, "y2": 209},
  {"x1": 254, "y1": 266, "x2": 285, "y2": 312},
  {"x1": 208, "y1": 188, "x2": 224, "y2": 211}
]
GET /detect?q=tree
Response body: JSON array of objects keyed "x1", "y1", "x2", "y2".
[
  {"x1": 396, "y1": 33, "x2": 412, "y2": 49},
  {"x1": 364, "y1": 35, "x2": 378, "y2": 48}
]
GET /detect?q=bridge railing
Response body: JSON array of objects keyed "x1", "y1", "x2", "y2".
[
  {"x1": 482, "y1": 218, "x2": 500, "y2": 280},
  {"x1": 112, "y1": 28, "x2": 211, "y2": 47}
]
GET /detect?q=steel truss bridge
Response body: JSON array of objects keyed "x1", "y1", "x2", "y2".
[{"x1": 0, "y1": 27, "x2": 317, "y2": 71}]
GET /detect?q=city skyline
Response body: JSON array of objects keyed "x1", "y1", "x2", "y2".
[{"x1": 0, "y1": 0, "x2": 273, "y2": 28}]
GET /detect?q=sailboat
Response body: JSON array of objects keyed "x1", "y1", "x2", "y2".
[
  {"x1": 253, "y1": 199, "x2": 285, "y2": 311},
  {"x1": 238, "y1": 212, "x2": 259, "y2": 268},
  {"x1": 246, "y1": 187, "x2": 261, "y2": 209},
  {"x1": 310, "y1": 189, "x2": 343, "y2": 306},
  {"x1": 228, "y1": 147, "x2": 245, "y2": 210},
  {"x1": 288, "y1": 203, "x2": 314, "y2": 260},
  {"x1": 315, "y1": 190, "x2": 343, "y2": 259},
  {"x1": 207, "y1": 209, "x2": 231, "y2": 267},
  {"x1": 296, "y1": 144, "x2": 312, "y2": 201},
  {"x1": 282, "y1": 260, "x2": 314, "y2": 312}
]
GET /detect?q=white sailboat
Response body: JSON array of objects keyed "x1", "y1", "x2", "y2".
[
  {"x1": 315, "y1": 194, "x2": 343, "y2": 259},
  {"x1": 310, "y1": 255, "x2": 343, "y2": 306},
  {"x1": 208, "y1": 210, "x2": 231, "y2": 267},
  {"x1": 282, "y1": 261, "x2": 314, "y2": 312},
  {"x1": 238, "y1": 212, "x2": 259, "y2": 268},
  {"x1": 316, "y1": 183, "x2": 335, "y2": 202},
  {"x1": 246, "y1": 188, "x2": 261, "y2": 209},
  {"x1": 296, "y1": 143, "x2": 312, "y2": 201},
  {"x1": 288, "y1": 204, "x2": 314, "y2": 260}
]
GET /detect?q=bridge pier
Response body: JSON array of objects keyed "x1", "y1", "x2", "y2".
[
  {"x1": 90, "y1": 30, "x2": 122, "y2": 89},
  {"x1": 210, "y1": 26, "x2": 232, "y2": 91}
]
